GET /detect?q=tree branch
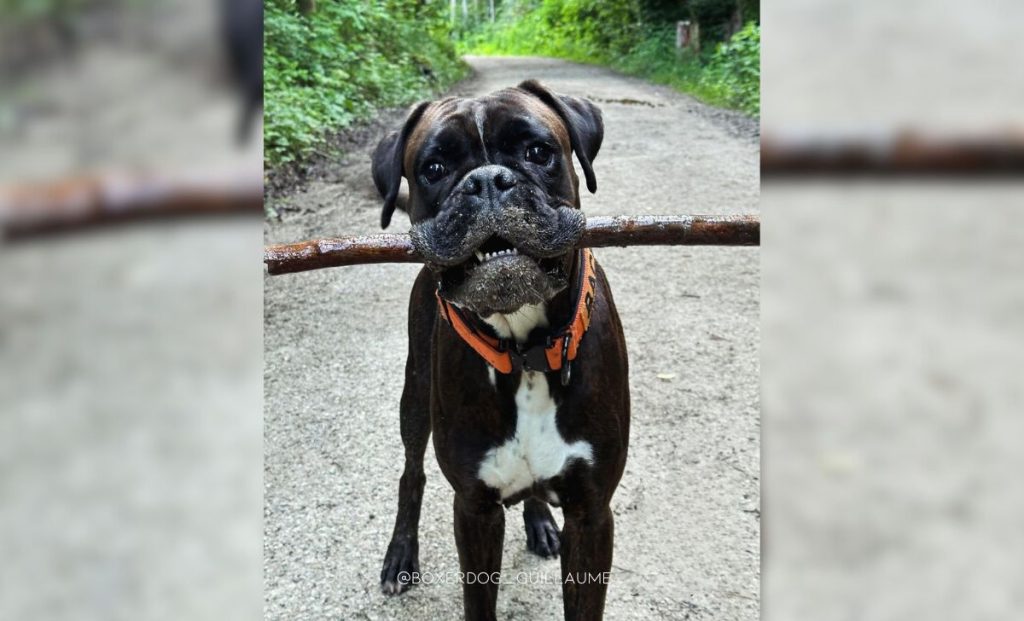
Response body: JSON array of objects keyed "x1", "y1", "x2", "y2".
[
  {"x1": 264, "y1": 214, "x2": 759, "y2": 275},
  {"x1": 761, "y1": 131, "x2": 1024, "y2": 175},
  {"x1": 1, "y1": 172, "x2": 262, "y2": 239}
]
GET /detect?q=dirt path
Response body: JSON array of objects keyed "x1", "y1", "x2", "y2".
[{"x1": 264, "y1": 56, "x2": 760, "y2": 620}]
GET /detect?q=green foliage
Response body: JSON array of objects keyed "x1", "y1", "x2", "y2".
[
  {"x1": 459, "y1": 0, "x2": 641, "y2": 62},
  {"x1": 459, "y1": 0, "x2": 759, "y2": 117},
  {"x1": 688, "y1": 0, "x2": 737, "y2": 43},
  {"x1": 702, "y1": 21, "x2": 760, "y2": 115},
  {"x1": 264, "y1": 0, "x2": 467, "y2": 167},
  {"x1": 613, "y1": 26, "x2": 719, "y2": 104}
]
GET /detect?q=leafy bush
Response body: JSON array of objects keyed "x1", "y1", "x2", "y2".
[
  {"x1": 264, "y1": 0, "x2": 466, "y2": 167},
  {"x1": 701, "y1": 21, "x2": 760, "y2": 115},
  {"x1": 459, "y1": 0, "x2": 759, "y2": 117}
]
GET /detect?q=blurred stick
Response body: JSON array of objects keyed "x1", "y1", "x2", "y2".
[
  {"x1": 761, "y1": 130, "x2": 1024, "y2": 175},
  {"x1": 0, "y1": 171, "x2": 262, "y2": 239},
  {"x1": 265, "y1": 214, "x2": 759, "y2": 275}
]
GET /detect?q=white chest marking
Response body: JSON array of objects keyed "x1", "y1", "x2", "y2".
[
  {"x1": 483, "y1": 303, "x2": 548, "y2": 342},
  {"x1": 481, "y1": 303, "x2": 547, "y2": 390},
  {"x1": 477, "y1": 371, "x2": 593, "y2": 499}
]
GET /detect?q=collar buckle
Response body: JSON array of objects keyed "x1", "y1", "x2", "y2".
[{"x1": 506, "y1": 340, "x2": 553, "y2": 374}]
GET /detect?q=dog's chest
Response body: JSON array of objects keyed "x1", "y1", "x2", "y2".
[{"x1": 476, "y1": 370, "x2": 593, "y2": 500}]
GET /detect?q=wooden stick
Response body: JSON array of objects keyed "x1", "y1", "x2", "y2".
[
  {"x1": 1, "y1": 172, "x2": 262, "y2": 239},
  {"x1": 761, "y1": 130, "x2": 1024, "y2": 175},
  {"x1": 264, "y1": 214, "x2": 759, "y2": 275}
]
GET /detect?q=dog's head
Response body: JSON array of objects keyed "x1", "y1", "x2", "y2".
[{"x1": 371, "y1": 80, "x2": 603, "y2": 316}]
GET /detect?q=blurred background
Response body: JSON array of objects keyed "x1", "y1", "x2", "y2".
[
  {"x1": 0, "y1": 1, "x2": 262, "y2": 620},
  {"x1": 761, "y1": 1, "x2": 1024, "y2": 620}
]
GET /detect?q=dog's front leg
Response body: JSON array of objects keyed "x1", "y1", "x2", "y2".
[
  {"x1": 453, "y1": 495, "x2": 505, "y2": 621},
  {"x1": 379, "y1": 350, "x2": 431, "y2": 595},
  {"x1": 560, "y1": 504, "x2": 614, "y2": 621},
  {"x1": 381, "y1": 270, "x2": 436, "y2": 595}
]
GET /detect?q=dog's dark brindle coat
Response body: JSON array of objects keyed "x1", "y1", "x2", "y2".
[{"x1": 371, "y1": 80, "x2": 630, "y2": 621}]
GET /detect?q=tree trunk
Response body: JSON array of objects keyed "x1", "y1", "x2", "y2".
[
  {"x1": 489, "y1": 0, "x2": 495, "y2": 22},
  {"x1": 297, "y1": 0, "x2": 315, "y2": 16},
  {"x1": 726, "y1": 0, "x2": 743, "y2": 40}
]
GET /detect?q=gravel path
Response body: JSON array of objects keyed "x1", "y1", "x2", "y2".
[{"x1": 264, "y1": 56, "x2": 760, "y2": 620}]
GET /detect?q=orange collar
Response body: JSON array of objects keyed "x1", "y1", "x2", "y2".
[{"x1": 437, "y1": 249, "x2": 597, "y2": 385}]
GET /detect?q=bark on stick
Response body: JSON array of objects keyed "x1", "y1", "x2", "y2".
[
  {"x1": 1, "y1": 173, "x2": 261, "y2": 239},
  {"x1": 761, "y1": 131, "x2": 1024, "y2": 175},
  {"x1": 264, "y1": 214, "x2": 759, "y2": 275}
]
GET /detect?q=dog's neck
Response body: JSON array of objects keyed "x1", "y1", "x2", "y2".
[
  {"x1": 478, "y1": 251, "x2": 580, "y2": 344},
  {"x1": 481, "y1": 303, "x2": 549, "y2": 343}
]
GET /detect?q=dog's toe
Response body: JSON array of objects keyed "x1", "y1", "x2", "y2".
[
  {"x1": 380, "y1": 537, "x2": 419, "y2": 595},
  {"x1": 528, "y1": 519, "x2": 561, "y2": 558},
  {"x1": 524, "y1": 504, "x2": 561, "y2": 558}
]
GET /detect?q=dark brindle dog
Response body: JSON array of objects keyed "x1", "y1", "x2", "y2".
[{"x1": 372, "y1": 80, "x2": 630, "y2": 621}]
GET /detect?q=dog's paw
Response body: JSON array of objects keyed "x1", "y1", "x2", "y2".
[
  {"x1": 380, "y1": 536, "x2": 420, "y2": 596},
  {"x1": 523, "y1": 503, "x2": 561, "y2": 559}
]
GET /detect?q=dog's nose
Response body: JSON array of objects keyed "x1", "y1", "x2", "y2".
[{"x1": 461, "y1": 165, "x2": 517, "y2": 200}]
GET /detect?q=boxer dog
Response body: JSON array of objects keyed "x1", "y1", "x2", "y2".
[{"x1": 372, "y1": 80, "x2": 630, "y2": 621}]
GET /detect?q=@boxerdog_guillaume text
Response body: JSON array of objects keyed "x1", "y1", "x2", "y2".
[{"x1": 395, "y1": 570, "x2": 612, "y2": 586}]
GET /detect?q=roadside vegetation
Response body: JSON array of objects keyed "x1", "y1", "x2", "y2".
[
  {"x1": 264, "y1": 0, "x2": 467, "y2": 168},
  {"x1": 458, "y1": 0, "x2": 759, "y2": 117},
  {"x1": 263, "y1": 0, "x2": 758, "y2": 172}
]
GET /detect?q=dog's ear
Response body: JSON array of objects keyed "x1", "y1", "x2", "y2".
[
  {"x1": 372, "y1": 101, "x2": 431, "y2": 229},
  {"x1": 517, "y1": 79, "x2": 603, "y2": 193}
]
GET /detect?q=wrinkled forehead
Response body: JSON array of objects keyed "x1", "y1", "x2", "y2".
[{"x1": 404, "y1": 90, "x2": 569, "y2": 172}]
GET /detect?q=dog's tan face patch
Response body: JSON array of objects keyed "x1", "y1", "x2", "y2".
[
  {"x1": 400, "y1": 86, "x2": 595, "y2": 316},
  {"x1": 402, "y1": 91, "x2": 578, "y2": 205}
]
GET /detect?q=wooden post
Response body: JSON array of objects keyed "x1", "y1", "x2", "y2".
[{"x1": 676, "y1": 21, "x2": 700, "y2": 54}]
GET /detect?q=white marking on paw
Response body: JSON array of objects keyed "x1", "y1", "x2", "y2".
[{"x1": 477, "y1": 371, "x2": 592, "y2": 499}]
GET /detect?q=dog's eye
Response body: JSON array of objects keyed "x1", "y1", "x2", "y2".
[
  {"x1": 525, "y1": 144, "x2": 552, "y2": 165},
  {"x1": 422, "y1": 161, "x2": 447, "y2": 183}
]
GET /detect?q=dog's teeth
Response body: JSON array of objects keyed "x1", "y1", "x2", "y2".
[{"x1": 475, "y1": 251, "x2": 484, "y2": 262}]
